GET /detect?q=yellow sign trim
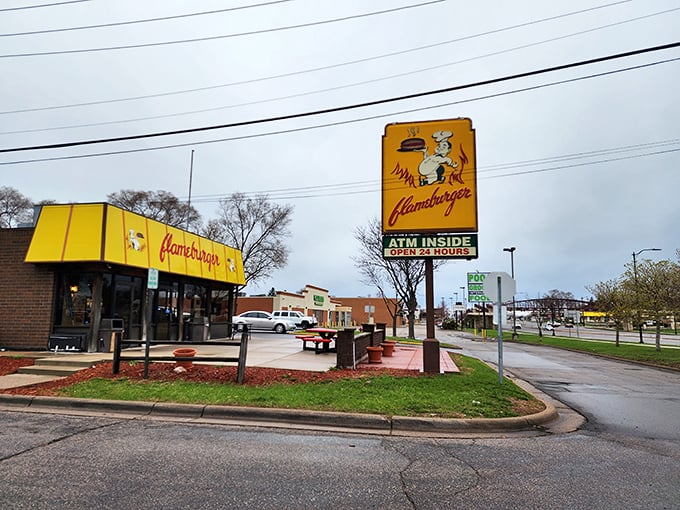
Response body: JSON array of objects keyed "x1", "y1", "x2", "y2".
[{"x1": 25, "y1": 203, "x2": 246, "y2": 285}]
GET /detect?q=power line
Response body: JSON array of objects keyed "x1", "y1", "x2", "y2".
[
  {"x1": 1, "y1": 53, "x2": 678, "y2": 167},
  {"x1": 184, "y1": 137, "x2": 680, "y2": 202},
  {"x1": 0, "y1": 0, "x2": 90, "y2": 12},
  {"x1": 0, "y1": 0, "x2": 444, "y2": 59},
  {"x1": 2, "y1": 41, "x2": 678, "y2": 155},
  {"x1": 0, "y1": 1, "x2": 633, "y2": 115},
  {"x1": 4, "y1": 5, "x2": 676, "y2": 136},
  {"x1": 0, "y1": 1, "x2": 292, "y2": 37},
  {"x1": 184, "y1": 145, "x2": 680, "y2": 203}
]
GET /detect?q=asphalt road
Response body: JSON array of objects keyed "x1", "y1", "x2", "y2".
[
  {"x1": 1, "y1": 331, "x2": 679, "y2": 509},
  {"x1": 447, "y1": 332, "x2": 680, "y2": 440}
]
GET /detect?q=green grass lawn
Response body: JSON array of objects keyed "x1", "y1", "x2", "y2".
[
  {"x1": 54, "y1": 353, "x2": 542, "y2": 419},
  {"x1": 472, "y1": 329, "x2": 680, "y2": 370}
]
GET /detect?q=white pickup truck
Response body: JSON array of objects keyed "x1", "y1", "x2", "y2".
[{"x1": 271, "y1": 310, "x2": 318, "y2": 329}]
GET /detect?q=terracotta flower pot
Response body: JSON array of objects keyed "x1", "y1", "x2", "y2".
[
  {"x1": 366, "y1": 346, "x2": 383, "y2": 364},
  {"x1": 172, "y1": 348, "x2": 197, "y2": 369},
  {"x1": 380, "y1": 342, "x2": 395, "y2": 357}
]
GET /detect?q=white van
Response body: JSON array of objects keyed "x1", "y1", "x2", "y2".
[{"x1": 272, "y1": 310, "x2": 318, "y2": 329}]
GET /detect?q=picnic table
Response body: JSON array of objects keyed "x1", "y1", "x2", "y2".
[
  {"x1": 296, "y1": 327, "x2": 338, "y2": 354},
  {"x1": 305, "y1": 327, "x2": 338, "y2": 340}
]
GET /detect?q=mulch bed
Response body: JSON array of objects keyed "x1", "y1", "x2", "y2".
[
  {"x1": 0, "y1": 356, "x2": 421, "y2": 396},
  {"x1": 0, "y1": 356, "x2": 35, "y2": 376}
]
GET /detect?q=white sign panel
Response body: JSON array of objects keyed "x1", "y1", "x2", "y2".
[
  {"x1": 482, "y1": 272, "x2": 515, "y2": 302},
  {"x1": 492, "y1": 305, "x2": 509, "y2": 326},
  {"x1": 147, "y1": 268, "x2": 159, "y2": 290}
]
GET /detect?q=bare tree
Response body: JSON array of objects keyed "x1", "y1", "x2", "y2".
[
  {"x1": 542, "y1": 289, "x2": 575, "y2": 324},
  {"x1": 622, "y1": 258, "x2": 678, "y2": 352},
  {"x1": 587, "y1": 278, "x2": 632, "y2": 347},
  {"x1": 0, "y1": 187, "x2": 33, "y2": 228},
  {"x1": 203, "y1": 193, "x2": 293, "y2": 291},
  {"x1": 107, "y1": 189, "x2": 202, "y2": 232},
  {"x1": 353, "y1": 217, "x2": 445, "y2": 339}
]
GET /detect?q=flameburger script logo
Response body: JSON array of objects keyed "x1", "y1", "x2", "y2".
[{"x1": 159, "y1": 233, "x2": 220, "y2": 271}]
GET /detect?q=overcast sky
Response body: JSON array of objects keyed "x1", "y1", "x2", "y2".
[{"x1": 1, "y1": 0, "x2": 678, "y2": 305}]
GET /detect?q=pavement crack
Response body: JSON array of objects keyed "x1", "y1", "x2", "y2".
[
  {"x1": 0, "y1": 419, "x2": 126, "y2": 464},
  {"x1": 383, "y1": 440, "x2": 418, "y2": 509}
]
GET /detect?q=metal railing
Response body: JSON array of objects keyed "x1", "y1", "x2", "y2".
[{"x1": 112, "y1": 324, "x2": 250, "y2": 384}]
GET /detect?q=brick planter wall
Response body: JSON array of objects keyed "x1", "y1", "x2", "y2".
[
  {"x1": 0, "y1": 228, "x2": 54, "y2": 350},
  {"x1": 336, "y1": 326, "x2": 386, "y2": 369}
]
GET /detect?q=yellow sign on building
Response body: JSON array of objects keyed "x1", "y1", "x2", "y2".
[
  {"x1": 382, "y1": 118, "x2": 477, "y2": 234},
  {"x1": 25, "y1": 203, "x2": 246, "y2": 285}
]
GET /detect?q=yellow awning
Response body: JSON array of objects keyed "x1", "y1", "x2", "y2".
[{"x1": 25, "y1": 203, "x2": 246, "y2": 285}]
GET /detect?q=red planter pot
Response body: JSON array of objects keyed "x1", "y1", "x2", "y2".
[
  {"x1": 172, "y1": 348, "x2": 197, "y2": 369},
  {"x1": 366, "y1": 346, "x2": 383, "y2": 364},
  {"x1": 380, "y1": 342, "x2": 395, "y2": 357}
]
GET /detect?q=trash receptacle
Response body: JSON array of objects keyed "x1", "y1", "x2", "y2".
[
  {"x1": 191, "y1": 316, "x2": 209, "y2": 341},
  {"x1": 99, "y1": 318, "x2": 125, "y2": 352}
]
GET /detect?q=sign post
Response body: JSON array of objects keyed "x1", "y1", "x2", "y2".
[
  {"x1": 423, "y1": 259, "x2": 440, "y2": 373},
  {"x1": 482, "y1": 272, "x2": 515, "y2": 384},
  {"x1": 381, "y1": 118, "x2": 478, "y2": 373},
  {"x1": 143, "y1": 268, "x2": 159, "y2": 378}
]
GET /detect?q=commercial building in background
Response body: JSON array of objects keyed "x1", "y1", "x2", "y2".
[
  {"x1": 0, "y1": 203, "x2": 245, "y2": 352},
  {"x1": 234, "y1": 285, "x2": 401, "y2": 328}
]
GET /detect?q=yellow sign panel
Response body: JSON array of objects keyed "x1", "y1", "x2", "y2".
[
  {"x1": 25, "y1": 203, "x2": 246, "y2": 285},
  {"x1": 382, "y1": 118, "x2": 477, "y2": 234}
]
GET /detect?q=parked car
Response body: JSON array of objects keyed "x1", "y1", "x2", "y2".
[
  {"x1": 272, "y1": 310, "x2": 318, "y2": 329},
  {"x1": 232, "y1": 311, "x2": 296, "y2": 334}
]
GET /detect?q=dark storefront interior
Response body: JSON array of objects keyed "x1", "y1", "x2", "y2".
[{"x1": 52, "y1": 267, "x2": 228, "y2": 352}]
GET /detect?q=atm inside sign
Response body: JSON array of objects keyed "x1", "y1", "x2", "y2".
[{"x1": 383, "y1": 234, "x2": 478, "y2": 259}]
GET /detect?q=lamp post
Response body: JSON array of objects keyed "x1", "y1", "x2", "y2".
[
  {"x1": 459, "y1": 286, "x2": 466, "y2": 328},
  {"x1": 632, "y1": 247, "x2": 661, "y2": 344},
  {"x1": 503, "y1": 247, "x2": 517, "y2": 340}
]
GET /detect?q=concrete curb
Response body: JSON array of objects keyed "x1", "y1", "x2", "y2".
[
  {"x1": 0, "y1": 393, "x2": 560, "y2": 436},
  {"x1": 391, "y1": 403, "x2": 558, "y2": 433}
]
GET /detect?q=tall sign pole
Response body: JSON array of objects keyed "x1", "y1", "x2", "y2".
[
  {"x1": 381, "y1": 118, "x2": 478, "y2": 374},
  {"x1": 423, "y1": 259, "x2": 439, "y2": 372}
]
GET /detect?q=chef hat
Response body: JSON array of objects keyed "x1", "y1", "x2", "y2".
[{"x1": 432, "y1": 130, "x2": 452, "y2": 142}]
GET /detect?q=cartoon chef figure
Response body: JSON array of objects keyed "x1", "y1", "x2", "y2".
[{"x1": 418, "y1": 130, "x2": 458, "y2": 186}]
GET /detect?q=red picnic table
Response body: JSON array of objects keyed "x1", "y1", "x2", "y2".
[{"x1": 296, "y1": 327, "x2": 338, "y2": 354}]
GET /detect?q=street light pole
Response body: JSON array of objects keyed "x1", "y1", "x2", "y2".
[
  {"x1": 503, "y1": 247, "x2": 517, "y2": 340},
  {"x1": 459, "y1": 286, "x2": 465, "y2": 328},
  {"x1": 632, "y1": 247, "x2": 661, "y2": 344}
]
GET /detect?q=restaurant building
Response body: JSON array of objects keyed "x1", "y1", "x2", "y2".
[{"x1": 0, "y1": 203, "x2": 245, "y2": 352}]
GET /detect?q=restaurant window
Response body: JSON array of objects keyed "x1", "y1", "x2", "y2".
[
  {"x1": 54, "y1": 272, "x2": 95, "y2": 327},
  {"x1": 110, "y1": 275, "x2": 143, "y2": 333},
  {"x1": 183, "y1": 283, "x2": 207, "y2": 320}
]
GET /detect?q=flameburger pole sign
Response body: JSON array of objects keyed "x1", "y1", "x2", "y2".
[{"x1": 381, "y1": 118, "x2": 478, "y2": 259}]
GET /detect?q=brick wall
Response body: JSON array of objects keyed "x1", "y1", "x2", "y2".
[
  {"x1": 333, "y1": 297, "x2": 401, "y2": 327},
  {"x1": 0, "y1": 228, "x2": 54, "y2": 350}
]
